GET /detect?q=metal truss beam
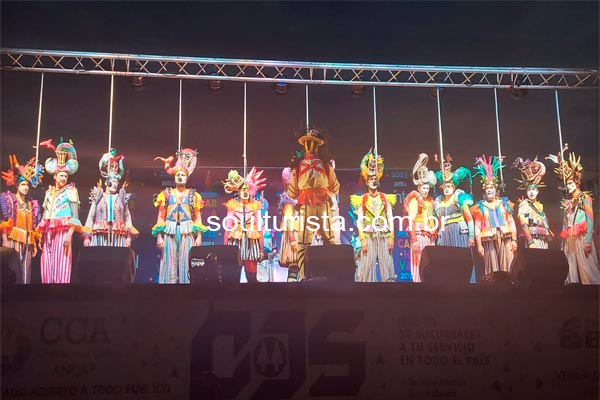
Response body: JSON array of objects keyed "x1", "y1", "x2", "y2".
[{"x1": 1, "y1": 48, "x2": 598, "y2": 89}]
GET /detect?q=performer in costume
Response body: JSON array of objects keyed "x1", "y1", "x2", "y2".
[
  {"x1": 287, "y1": 129, "x2": 340, "y2": 281},
  {"x1": 471, "y1": 155, "x2": 517, "y2": 274},
  {"x1": 0, "y1": 155, "x2": 43, "y2": 283},
  {"x1": 36, "y1": 138, "x2": 82, "y2": 284},
  {"x1": 433, "y1": 154, "x2": 474, "y2": 248},
  {"x1": 152, "y1": 149, "x2": 206, "y2": 284},
  {"x1": 278, "y1": 167, "x2": 300, "y2": 281},
  {"x1": 222, "y1": 167, "x2": 267, "y2": 283},
  {"x1": 512, "y1": 156, "x2": 552, "y2": 249},
  {"x1": 404, "y1": 153, "x2": 437, "y2": 282},
  {"x1": 350, "y1": 150, "x2": 397, "y2": 282},
  {"x1": 83, "y1": 149, "x2": 138, "y2": 247},
  {"x1": 547, "y1": 150, "x2": 600, "y2": 284}
]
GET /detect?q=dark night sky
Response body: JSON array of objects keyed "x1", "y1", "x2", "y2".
[{"x1": 1, "y1": 1, "x2": 599, "y2": 177}]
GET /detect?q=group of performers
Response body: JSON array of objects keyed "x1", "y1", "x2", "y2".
[{"x1": 1, "y1": 131, "x2": 599, "y2": 285}]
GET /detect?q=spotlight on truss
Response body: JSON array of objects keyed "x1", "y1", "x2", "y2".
[
  {"x1": 351, "y1": 85, "x2": 366, "y2": 98},
  {"x1": 209, "y1": 80, "x2": 222, "y2": 94},
  {"x1": 508, "y1": 75, "x2": 528, "y2": 100},
  {"x1": 274, "y1": 81, "x2": 288, "y2": 95},
  {"x1": 130, "y1": 76, "x2": 145, "y2": 91}
]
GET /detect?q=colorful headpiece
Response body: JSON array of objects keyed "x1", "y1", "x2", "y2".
[
  {"x1": 154, "y1": 148, "x2": 198, "y2": 176},
  {"x1": 512, "y1": 156, "x2": 546, "y2": 190},
  {"x1": 546, "y1": 146, "x2": 582, "y2": 184},
  {"x1": 40, "y1": 138, "x2": 79, "y2": 175},
  {"x1": 412, "y1": 153, "x2": 437, "y2": 186},
  {"x1": 223, "y1": 167, "x2": 267, "y2": 196},
  {"x1": 99, "y1": 148, "x2": 125, "y2": 181},
  {"x1": 473, "y1": 154, "x2": 503, "y2": 187},
  {"x1": 434, "y1": 153, "x2": 472, "y2": 189},
  {"x1": 360, "y1": 149, "x2": 384, "y2": 182},
  {"x1": 281, "y1": 167, "x2": 293, "y2": 187},
  {"x1": 1, "y1": 154, "x2": 44, "y2": 188},
  {"x1": 298, "y1": 129, "x2": 325, "y2": 154}
]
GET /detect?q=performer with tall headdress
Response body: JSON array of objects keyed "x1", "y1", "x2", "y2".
[
  {"x1": 222, "y1": 167, "x2": 267, "y2": 283},
  {"x1": 36, "y1": 138, "x2": 82, "y2": 284},
  {"x1": 278, "y1": 167, "x2": 300, "y2": 281},
  {"x1": 433, "y1": 154, "x2": 474, "y2": 248},
  {"x1": 350, "y1": 149, "x2": 397, "y2": 282},
  {"x1": 153, "y1": 149, "x2": 206, "y2": 284},
  {"x1": 471, "y1": 155, "x2": 517, "y2": 274},
  {"x1": 83, "y1": 148, "x2": 138, "y2": 247},
  {"x1": 547, "y1": 149, "x2": 600, "y2": 284},
  {"x1": 512, "y1": 156, "x2": 552, "y2": 249},
  {"x1": 404, "y1": 153, "x2": 437, "y2": 282},
  {"x1": 1, "y1": 154, "x2": 43, "y2": 283},
  {"x1": 287, "y1": 129, "x2": 340, "y2": 281}
]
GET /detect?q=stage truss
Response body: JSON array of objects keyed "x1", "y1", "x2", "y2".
[{"x1": 1, "y1": 48, "x2": 598, "y2": 89}]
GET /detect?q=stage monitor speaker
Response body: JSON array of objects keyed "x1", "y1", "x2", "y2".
[
  {"x1": 304, "y1": 244, "x2": 355, "y2": 283},
  {"x1": 77, "y1": 246, "x2": 135, "y2": 284},
  {"x1": 189, "y1": 245, "x2": 241, "y2": 286},
  {"x1": 1, "y1": 247, "x2": 19, "y2": 285},
  {"x1": 510, "y1": 248, "x2": 568, "y2": 286},
  {"x1": 419, "y1": 246, "x2": 473, "y2": 286}
]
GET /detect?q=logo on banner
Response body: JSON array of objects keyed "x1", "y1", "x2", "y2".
[{"x1": 253, "y1": 336, "x2": 288, "y2": 378}]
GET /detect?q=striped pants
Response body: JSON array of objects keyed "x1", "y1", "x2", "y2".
[
  {"x1": 90, "y1": 233, "x2": 128, "y2": 247},
  {"x1": 411, "y1": 233, "x2": 435, "y2": 283},
  {"x1": 482, "y1": 237, "x2": 514, "y2": 274},
  {"x1": 296, "y1": 203, "x2": 335, "y2": 280},
  {"x1": 5, "y1": 238, "x2": 32, "y2": 284},
  {"x1": 159, "y1": 229, "x2": 194, "y2": 284},
  {"x1": 41, "y1": 230, "x2": 72, "y2": 284},
  {"x1": 564, "y1": 235, "x2": 600, "y2": 284},
  {"x1": 357, "y1": 236, "x2": 395, "y2": 282}
]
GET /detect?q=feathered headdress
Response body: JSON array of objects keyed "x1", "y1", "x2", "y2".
[
  {"x1": 473, "y1": 154, "x2": 503, "y2": 187},
  {"x1": 99, "y1": 148, "x2": 125, "y2": 181},
  {"x1": 154, "y1": 148, "x2": 198, "y2": 176},
  {"x1": 512, "y1": 156, "x2": 546, "y2": 190},
  {"x1": 545, "y1": 144, "x2": 583, "y2": 185},
  {"x1": 223, "y1": 167, "x2": 267, "y2": 196},
  {"x1": 434, "y1": 153, "x2": 472, "y2": 190},
  {"x1": 1, "y1": 154, "x2": 44, "y2": 188},
  {"x1": 40, "y1": 138, "x2": 79, "y2": 175},
  {"x1": 359, "y1": 149, "x2": 384, "y2": 182},
  {"x1": 412, "y1": 153, "x2": 437, "y2": 186},
  {"x1": 281, "y1": 167, "x2": 293, "y2": 187}
]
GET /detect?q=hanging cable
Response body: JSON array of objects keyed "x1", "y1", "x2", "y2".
[
  {"x1": 34, "y1": 73, "x2": 45, "y2": 182},
  {"x1": 372, "y1": 86, "x2": 378, "y2": 157},
  {"x1": 107, "y1": 75, "x2": 115, "y2": 152},
  {"x1": 243, "y1": 82, "x2": 248, "y2": 177},
  {"x1": 493, "y1": 88, "x2": 505, "y2": 191},
  {"x1": 305, "y1": 84, "x2": 310, "y2": 130},
  {"x1": 178, "y1": 79, "x2": 183, "y2": 152},
  {"x1": 436, "y1": 87, "x2": 445, "y2": 171},
  {"x1": 554, "y1": 89, "x2": 567, "y2": 189}
]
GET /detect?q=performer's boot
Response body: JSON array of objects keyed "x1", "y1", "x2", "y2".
[
  {"x1": 245, "y1": 272, "x2": 258, "y2": 283},
  {"x1": 287, "y1": 266, "x2": 299, "y2": 282}
]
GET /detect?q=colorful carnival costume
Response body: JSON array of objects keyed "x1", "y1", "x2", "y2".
[
  {"x1": 512, "y1": 156, "x2": 552, "y2": 249},
  {"x1": 404, "y1": 153, "x2": 438, "y2": 282},
  {"x1": 83, "y1": 149, "x2": 138, "y2": 247},
  {"x1": 223, "y1": 167, "x2": 267, "y2": 283},
  {"x1": 471, "y1": 155, "x2": 517, "y2": 274},
  {"x1": 0, "y1": 155, "x2": 43, "y2": 283},
  {"x1": 287, "y1": 129, "x2": 340, "y2": 281},
  {"x1": 433, "y1": 155, "x2": 474, "y2": 248},
  {"x1": 547, "y1": 151, "x2": 600, "y2": 284},
  {"x1": 278, "y1": 167, "x2": 300, "y2": 281},
  {"x1": 36, "y1": 138, "x2": 82, "y2": 284},
  {"x1": 350, "y1": 150, "x2": 397, "y2": 282},
  {"x1": 152, "y1": 149, "x2": 206, "y2": 284}
]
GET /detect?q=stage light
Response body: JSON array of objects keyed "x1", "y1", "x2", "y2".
[
  {"x1": 274, "y1": 81, "x2": 288, "y2": 95},
  {"x1": 130, "y1": 75, "x2": 145, "y2": 91},
  {"x1": 351, "y1": 85, "x2": 365, "y2": 98},
  {"x1": 209, "y1": 79, "x2": 222, "y2": 94},
  {"x1": 508, "y1": 74, "x2": 528, "y2": 100}
]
